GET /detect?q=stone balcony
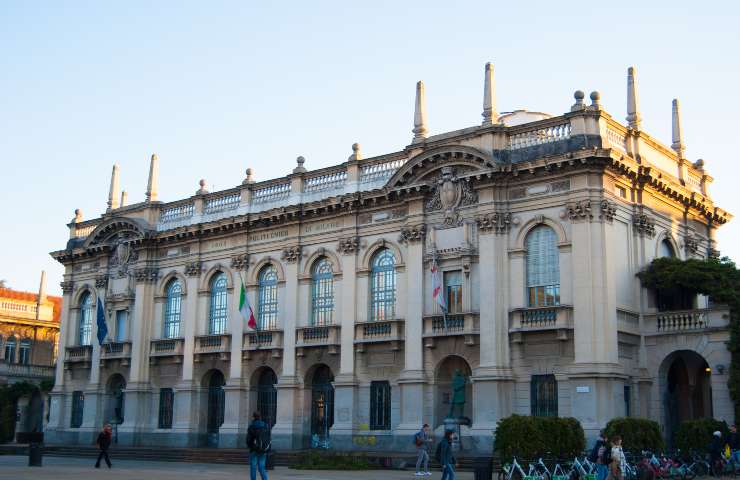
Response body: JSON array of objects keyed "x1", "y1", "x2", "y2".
[
  {"x1": 0, "y1": 361, "x2": 55, "y2": 381},
  {"x1": 423, "y1": 313, "x2": 479, "y2": 348},
  {"x1": 242, "y1": 330, "x2": 283, "y2": 359},
  {"x1": 295, "y1": 325, "x2": 340, "y2": 355},
  {"x1": 149, "y1": 338, "x2": 185, "y2": 364},
  {"x1": 64, "y1": 345, "x2": 92, "y2": 367},
  {"x1": 100, "y1": 341, "x2": 132, "y2": 365},
  {"x1": 508, "y1": 305, "x2": 574, "y2": 342},
  {"x1": 643, "y1": 308, "x2": 730, "y2": 336},
  {"x1": 354, "y1": 319, "x2": 405, "y2": 352},
  {"x1": 194, "y1": 334, "x2": 231, "y2": 361}
]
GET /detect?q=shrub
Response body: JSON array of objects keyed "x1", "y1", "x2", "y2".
[
  {"x1": 291, "y1": 451, "x2": 377, "y2": 470},
  {"x1": 674, "y1": 418, "x2": 729, "y2": 454},
  {"x1": 604, "y1": 417, "x2": 664, "y2": 453},
  {"x1": 494, "y1": 415, "x2": 585, "y2": 462}
]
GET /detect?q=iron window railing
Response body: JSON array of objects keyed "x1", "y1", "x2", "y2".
[
  {"x1": 158, "y1": 388, "x2": 174, "y2": 429},
  {"x1": 530, "y1": 374, "x2": 558, "y2": 417},
  {"x1": 71, "y1": 391, "x2": 84, "y2": 428},
  {"x1": 370, "y1": 381, "x2": 391, "y2": 430}
]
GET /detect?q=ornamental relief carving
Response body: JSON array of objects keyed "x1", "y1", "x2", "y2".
[
  {"x1": 426, "y1": 167, "x2": 477, "y2": 227},
  {"x1": 230, "y1": 254, "x2": 250, "y2": 271},
  {"x1": 281, "y1": 246, "x2": 302, "y2": 263},
  {"x1": 399, "y1": 224, "x2": 426, "y2": 244},
  {"x1": 337, "y1": 236, "x2": 360, "y2": 255},
  {"x1": 599, "y1": 200, "x2": 617, "y2": 222},
  {"x1": 95, "y1": 275, "x2": 108, "y2": 289},
  {"x1": 632, "y1": 213, "x2": 656, "y2": 237},
  {"x1": 683, "y1": 236, "x2": 700, "y2": 255},
  {"x1": 184, "y1": 262, "x2": 203, "y2": 277},
  {"x1": 565, "y1": 200, "x2": 593, "y2": 221},
  {"x1": 476, "y1": 212, "x2": 511, "y2": 234},
  {"x1": 133, "y1": 267, "x2": 159, "y2": 283},
  {"x1": 60, "y1": 281, "x2": 75, "y2": 294}
]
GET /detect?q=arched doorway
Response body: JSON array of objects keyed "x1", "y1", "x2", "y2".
[
  {"x1": 307, "y1": 364, "x2": 334, "y2": 447},
  {"x1": 662, "y1": 350, "x2": 713, "y2": 442},
  {"x1": 253, "y1": 367, "x2": 277, "y2": 428},
  {"x1": 105, "y1": 374, "x2": 126, "y2": 425},
  {"x1": 204, "y1": 369, "x2": 225, "y2": 447},
  {"x1": 435, "y1": 355, "x2": 473, "y2": 428}
]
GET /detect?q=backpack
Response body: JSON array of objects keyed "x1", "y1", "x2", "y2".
[
  {"x1": 252, "y1": 426, "x2": 271, "y2": 454},
  {"x1": 414, "y1": 432, "x2": 424, "y2": 447}
]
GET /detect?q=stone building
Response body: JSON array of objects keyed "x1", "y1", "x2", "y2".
[
  {"x1": 47, "y1": 65, "x2": 732, "y2": 452},
  {"x1": 0, "y1": 272, "x2": 61, "y2": 437}
]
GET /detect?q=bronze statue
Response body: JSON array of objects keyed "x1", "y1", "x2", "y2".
[{"x1": 447, "y1": 369, "x2": 467, "y2": 419}]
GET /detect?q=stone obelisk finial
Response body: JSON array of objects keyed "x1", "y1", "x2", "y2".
[
  {"x1": 671, "y1": 99, "x2": 685, "y2": 158},
  {"x1": 412, "y1": 81, "x2": 428, "y2": 143},
  {"x1": 120, "y1": 190, "x2": 128, "y2": 207},
  {"x1": 107, "y1": 163, "x2": 120, "y2": 211},
  {"x1": 626, "y1": 66, "x2": 642, "y2": 130},
  {"x1": 482, "y1": 62, "x2": 498, "y2": 125},
  {"x1": 38, "y1": 270, "x2": 47, "y2": 303},
  {"x1": 146, "y1": 153, "x2": 159, "y2": 202}
]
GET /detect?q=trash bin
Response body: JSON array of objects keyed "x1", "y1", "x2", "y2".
[
  {"x1": 473, "y1": 457, "x2": 492, "y2": 480},
  {"x1": 28, "y1": 442, "x2": 43, "y2": 467}
]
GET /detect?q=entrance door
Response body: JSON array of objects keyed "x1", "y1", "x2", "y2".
[
  {"x1": 256, "y1": 369, "x2": 277, "y2": 428},
  {"x1": 206, "y1": 370, "x2": 225, "y2": 447},
  {"x1": 310, "y1": 365, "x2": 334, "y2": 447}
]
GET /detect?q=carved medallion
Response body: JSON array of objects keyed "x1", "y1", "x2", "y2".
[{"x1": 426, "y1": 167, "x2": 478, "y2": 226}]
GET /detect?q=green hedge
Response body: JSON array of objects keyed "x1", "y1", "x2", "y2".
[
  {"x1": 291, "y1": 451, "x2": 377, "y2": 470},
  {"x1": 604, "y1": 417, "x2": 664, "y2": 453},
  {"x1": 494, "y1": 415, "x2": 585, "y2": 462},
  {"x1": 674, "y1": 419, "x2": 729, "y2": 454}
]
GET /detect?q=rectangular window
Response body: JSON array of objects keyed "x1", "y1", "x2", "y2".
[
  {"x1": 616, "y1": 185, "x2": 627, "y2": 198},
  {"x1": 369, "y1": 381, "x2": 391, "y2": 430},
  {"x1": 530, "y1": 375, "x2": 558, "y2": 417},
  {"x1": 71, "y1": 391, "x2": 84, "y2": 428},
  {"x1": 624, "y1": 385, "x2": 631, "y2": 417},
  {"x1": 18, "y1": 341, "x2": 30, "y2": 365},
  {"x1": 158, "y1": 388, "x2": 174, "y2": 429},
  {"x1": 115, "y1": 310, "x2": 128, "y2": 342},
  {"x1": 444, "y1": 271, "x2": 463, "y2": 314}
]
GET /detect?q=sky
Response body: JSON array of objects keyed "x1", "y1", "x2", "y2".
[{"x1": 1, "y1": 1, "x2": 739, "y2": 295}]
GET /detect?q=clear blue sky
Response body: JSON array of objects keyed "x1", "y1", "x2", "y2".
[{"x1": 1, "y1": 1, "x2": 738, "y2": 295}]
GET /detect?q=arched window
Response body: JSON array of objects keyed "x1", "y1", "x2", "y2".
[
  {"x1": 659, "y1": 239, "x2": 676, "y2": 258},
  {"x1": 525, "y1": 226, "x2": 560, "y2": 307},
  {"x1": 78, "y1": 292, "x2": 93, "y2": 346},
  {"x1": 4, "y1": 336, "x2": 16, "y2": 363},
  {"x1": 209, "y1": 272, "x2": 228, "y2": 335},
  {"x1": 311, "y1": 258, "x2": 334, "y2": 326},
  {"x1": 370, "y1": 249, "x2": 396, "y2": 322},
  {"x1": 163, "y1": 279, "x2": 182, "y2": 338},
  {"x1": 19, "y1": 339, "x2": 31, "y2": 365},
  {"x1": 258, "y1": 265, "x2": 279, "y2": 330}
]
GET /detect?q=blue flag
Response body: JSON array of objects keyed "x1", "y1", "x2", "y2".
[{"x1": 96, "y1": 297, "x2": 108, "y2": 345}]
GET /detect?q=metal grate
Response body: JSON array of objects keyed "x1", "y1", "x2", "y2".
[
  {"x1": 158, "y1": 388, "x2": 174, "y2": 429},
  {"x1": 530, "y1": 374, "x2": 558, "y2": 417},
  {"x1": 369, "y1": 381, "x2": 391, "y2": 430}
]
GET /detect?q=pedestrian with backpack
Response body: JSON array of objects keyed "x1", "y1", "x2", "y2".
[
  {"x1": 414, "y1": 423, "x2": 432, "y2": 476},
  {"x1": 246, "y1": 412, "x2": 271, "y2": 480},
  {"x1": 589, "y1": 430, "x2": 609, "y2": 480},
  {"x1": 435, "y1": 429, "x2": 457, "y2": 480}
]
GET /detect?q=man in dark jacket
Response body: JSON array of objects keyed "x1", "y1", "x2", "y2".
[
  {"x1": 246, "y1": 412, "x2": 270, "y2": 480},
  {"x1": 709, "y1": 430, "x2": 724, "y2": 474},
  {"x1": 94, "y1": 424, "x2": 113, "y2": 468},
  {"x1": 728, "y1": 425, "x2": 740, "y2": 466},
  {"x1": 438, "y1": 429, "x2": 457, "y2": 480}
]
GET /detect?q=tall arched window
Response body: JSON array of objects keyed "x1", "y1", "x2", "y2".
[
  {"x1": 163, "y1": 279, "x2": 182, "y2": 338},
  {"x1": 258, "y1": 265, "x2": 279, "y2": 330},
  {"x1": 526, "y1": 225, "x2": 560, "y2": 307},
  {"x1": 208, "y1": 272, "x2": 228, "y2": 335},
  {"x1": 19, "y1": 339, "x2": 31, "y2": 365},
  {"x1": 311, "y1": 258, "x2": 334, "y2": 326},
  {"x1": 4, "y1": 336, "x2": 16, "y2": 363},
  {"x1": 370, "y1": 249, "x2": 396, "y2": 322},
  {"x1": 659, "y1": 239, "x2": 676, "y2": 258},
  {"x1": 78, "y1": 292, "x2": 93, "y2": 346}
]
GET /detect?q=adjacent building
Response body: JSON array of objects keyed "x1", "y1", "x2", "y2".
[{"x1": 46, "y1": 64, "x2": 732, "y2": 452}]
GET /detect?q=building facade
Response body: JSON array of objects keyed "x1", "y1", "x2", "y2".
[
  {"x1": 0, "y1": 272, "x2": 61, "y2": 438},
  {"x1": 47, "y1": 65, "x2": 732, "y2": 452}
]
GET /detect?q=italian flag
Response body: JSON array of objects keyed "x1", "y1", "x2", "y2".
[
  {"x1": 431, "y1": 258, "x2": 446, "y2": 313},
  {"x1": 239, "y1": 280, "x2": 257, "y2": 330}
]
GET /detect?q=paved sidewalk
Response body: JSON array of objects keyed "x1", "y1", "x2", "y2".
[{"x1": 0, "y1": 455, "x2": 474, "y2": 479}]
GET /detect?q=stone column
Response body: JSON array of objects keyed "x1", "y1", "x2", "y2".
[
  {"x1": 47, "y1": 280, "x2": 74, "y2": 440},
  {"x1": 81, "y1": 286, "x2": 104, "y2": 438},
  {"x1": 222, "y1": 263, "x2": 247, "y2": 448},
  {"x1": 272, "y1": 248, "x2": 302, "y2": 449},
  {"x1": 397, "y1": 222, "x2": 425, "y2": 434},
  {"x1": 332, "y1": 239, "x2": 358, "y2": 448}
]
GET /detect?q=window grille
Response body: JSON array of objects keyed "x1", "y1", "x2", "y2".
[
  {"x1": 258, "y1": 265, "x2": 279, "y2": 330},
  {"x1": 71, "y1": 391, "x2": 84, "y2": 428},
  {"x1": 158, "y1": 388, "x2": 174, "y2": 429},
  {"x1": 78, "y1": 292, "x2": 93, "y2": 345},
  {"x1": 256, "y1": 369, "x2": 278, "y2": 428},
  {"x1": 208, "y1": 273, "x2": 228, "y2": 335},
  {"x1": 530, "y1": 374, "x2": 558, "y2": 417},
  {"x1": 164, "y1": 280, "x2": 182, "y2": 338},
  {"x1": 369, "y1": 381, "x2": 391, "y2": 430},
  {"x1": 526, "y1": 226, "x2": 560, "y2": 307},
  {"x1": 624, "y1": 385, "x2": 631, "y2": 417},
  {"x1": 370, "y1": 249, "x2": 396, "y2": 322},
  {"x1": 311, "y1": 258, "x2": 334, "y2": 326}
]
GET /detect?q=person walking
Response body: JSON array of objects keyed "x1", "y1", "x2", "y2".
[
  {"x1": 590, "y1": 430, "x2": 609, "y2": 480},
  {"x1": 94, "y1": 424, "x2": 113, "y2": 469},
  {"x1": 246, "y1": 412, "x2": 271, "y2": 480},
  {"x1": 727, "y1": 425, "x2": 740, "y2": 466},
  {"x1": 606, "y1": 435, "x2": 626, "y2": 480},
  {"x1": 436, "y1": 429, "x2": 457, "y2": 480},
  {"x1": 414, "y1": 423, "x2": 432, "y2": 476}
]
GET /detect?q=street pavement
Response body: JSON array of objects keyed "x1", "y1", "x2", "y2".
[{"x1": 0, "y1": 455, "x2": 474, "y2": 479}]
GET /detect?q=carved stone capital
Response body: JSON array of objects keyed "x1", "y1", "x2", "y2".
[
  {"x1": 565, "y1": 200, "x2": 593, "y2": 221},
  {"x1": 632, "y1": 213, "x2": 656, "y2": 237},
  {"x1": 476, "y1": 212, "x2": 511, "y2": 234},
  {"x1": 399, "y1": 224, "x2": 426, "y2": 244},
  {"x1": 281, "y1": 246, "x2": 302, "y2": 263},
  {"x1": 184, "y1": 262, "x2": 202, "y2": 277},
  {"x1": 683, "y1": 236, "x2": 700, "y2": 255},
  {"x1": 708, "y1": 247, "x2": 721, "y2": 259},
  {"x1": 134, "y1": 267, "x2": 159, "y2": 283},
  {"x1": 60, "y1": 281, "x2": 75, "y2": 294},
  {"x1": 95, "y1": 275, "x2": 108, "y2": 289},
  {"x1": 337, "y1": 237, "x2": 360, "y2": 255},
  {"x1": 599, "y1": 199, "x2": 617, "y2": 222},
  {"x1": 230, "y1": 254, "x2": 250, "y2": 271}
]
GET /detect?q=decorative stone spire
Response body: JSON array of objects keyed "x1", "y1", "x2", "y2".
[
  {"x1": 120, "y1": 190, "x2": 128, "y2": 207},
  {"x1": 481, "y1": 62, "x2": 498, "y2": 125},
  {"x1": 626, "y1": 66, "x2": 642, "y2": 129},
  {"x1": 671, "y1": 99, "x2": 685, "y2": 158},
  {"x1": 293, "y1": 156, "x2": 306, "y2": 174},
  {"x1": 412, "y1": 81, "x2": 428, "y2": 143},
  {"x1": 107, "y1": 163, "x2": 120, "y2": 211},
  {"x1": 196, "y1": 179, "x2": 208, "y2": 195},
  {"x1": 38, "y1": 270, "x2": 47, "y2": 303},
  {"x1": 146, "y1": 153, "x2": 159, "y2": 202},
  {"x1": 348, "y1": 143, "x2": 362, "y2": 161}
]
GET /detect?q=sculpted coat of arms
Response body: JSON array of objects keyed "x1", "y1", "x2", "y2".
[
  {"x1": 426, "y1": 166, "x2": 478, "y2": 227},
  {"x1": 109, "y1": 235, "x2": 138, "y2": 278}
]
